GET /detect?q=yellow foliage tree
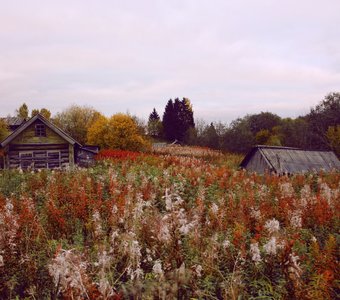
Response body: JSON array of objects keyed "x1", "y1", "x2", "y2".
[
  {"x1": 86, "y1": 115, "x2": 110, "y2": 148},
  {"x1": 326, "y1": 125, "x2": 340, "y2": 157},
  {"x1": 0, "y1": 119, "x2": 10, "y2": 141},
  {"x1": 87, "y1": 113, "x2": 150, "y2": 151},
  {"x1": 31, "y1": 108, "x2": 52, "y2": 120}
]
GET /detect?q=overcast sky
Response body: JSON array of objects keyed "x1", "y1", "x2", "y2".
[{"x1": 0, "y1": 0, "x2": 339, "y2": 123}]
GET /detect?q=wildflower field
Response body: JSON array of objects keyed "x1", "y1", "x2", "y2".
[{"x1": 0, "y1": 150, "x2": 339, "y2": 299}]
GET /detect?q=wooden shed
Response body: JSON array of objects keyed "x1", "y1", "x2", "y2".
[
  {"x1": 1, "y1": 116, "x2": 26, "y2": 131},
  {"x1": 0, "y1": 113, "x2": 95, "y2": 170},
  {"x1": 240, "y1": 145, "x2": 340, "y2": 174}
]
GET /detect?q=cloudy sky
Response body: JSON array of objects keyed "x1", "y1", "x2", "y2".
[{"x1": 0, "y1": 0, "x2": 339, "y2": 123}]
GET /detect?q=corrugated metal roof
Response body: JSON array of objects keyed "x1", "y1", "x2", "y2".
[{"x1": 241, "y1": 145, "x2": 340, "y2": 174}]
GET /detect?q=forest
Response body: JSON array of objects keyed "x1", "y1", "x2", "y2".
[{"x1": 147, "y1": 93, "x2": 340, "y2": 157}]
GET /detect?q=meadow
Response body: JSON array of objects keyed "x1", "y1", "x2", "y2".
[{"x1": 0, "y1": 148, "x2": 339, "y2": 299}]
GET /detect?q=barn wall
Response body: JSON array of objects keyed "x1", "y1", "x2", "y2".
[
  {"x1": 7, "y1": 144, "x2": 70, "y2": 169},
  {"x1": 245, "y1": 150, "x2": 271, "y2": 173},
  {"x1": 11, "y1": 120, "x2": 66, "y2": 145}
]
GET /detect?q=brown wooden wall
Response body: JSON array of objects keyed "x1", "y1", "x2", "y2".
[{"x1": 6, "y1": 144, "x2": 70, "y2": 169}]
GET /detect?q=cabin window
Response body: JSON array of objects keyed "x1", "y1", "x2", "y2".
[{"x1": 35, "y1": 124, "x2": 46, "y2": 137}]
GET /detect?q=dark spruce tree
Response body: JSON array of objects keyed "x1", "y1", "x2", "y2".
[
  {"x1": 162, "y1": 98, "x2": 195, "y2": 142},
  {"x1": 162, "y1": 99, "x2": 176, "y2": 141},
  {"x1": 149, "y1": 108, "x2": 160, "y2": 122}
]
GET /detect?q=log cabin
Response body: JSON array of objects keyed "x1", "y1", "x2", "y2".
[{"x1": 0, "y1": 114, "x2": 98, "y2": 169}]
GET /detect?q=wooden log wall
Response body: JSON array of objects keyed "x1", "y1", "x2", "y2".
[{"x1": 7, "y1": 144, "x2": 70, "y2": 169}]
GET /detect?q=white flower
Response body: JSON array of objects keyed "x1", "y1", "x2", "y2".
[
  {"x1": 211, "y1": 203, "x2": 219, "y2": 214},
  {"x1": 280, "y1": 182, "x2": 294, "y2": 197},
  {"x1": 300, "y1": 184, "x2": 311, "y2": 201},
  {"x1": 92, "y1": 210, "x2": 102, "y2": 237},
  {"x1": 111, "y1": 205, "x2": 118, "y2": 214},
  {"x1": 250, "y1": 207, "x2": 261, "y2": 220},
  {"x1": 222, "y1": 239, "x2": 231, "y2": 249},
  {"x1": 159, "y1": 223, "x2": 171, "y2": 242},
  {"x1": 164, "y1": 188, "x2": 173, "y2": 211},
  {"x1": 287, "y1": 253, "x2": 302, "y2": 279},
  {"x1": 264, "y1": 218, "x2": 280, "y2": 234},
  {"x1": 320, "y1": 183, "x2": 332, "y2": 204},
  {"x1": 250, "y1": 242, "x2": 262, "y2": 263},
  {"x1": 152, "y1": 260, "x2": 163, "y2": 277},
  {"x1": 48, "y1": 249, "x2": 88, "y2": 294},
  {"x1": 263, "y1": 237, "x2": 284, "y2": 255},
  {"x1": 194, "y1": 264, "x2": 203, "y2": 277},
  {"x1": 0, "y1": 255, "x2": 4, "y2": 267},
  {"x1": 134, "y1": 267, "x2": 144, "y2": 280},
  {"x1": 290, "y1": 212, "x2": 302, "y2": 228}
]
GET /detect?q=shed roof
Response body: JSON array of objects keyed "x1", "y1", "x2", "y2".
[
  {"x1": 240, "y1": 145, "x2": 340, "y2": 174},
  {"x1": 1, "y1": 117, "x2": 26, "y2": 127},
  {"x1": 0, "y1": 114, "x2": 81, "y2": 147}
]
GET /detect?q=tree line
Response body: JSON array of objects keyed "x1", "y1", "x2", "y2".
[
  {"x1": 1, "y1": 92, "x2": 339, "y2": 156},
  {"x1": 148, "y1": 92, "x2": 340, "y2": 157}
]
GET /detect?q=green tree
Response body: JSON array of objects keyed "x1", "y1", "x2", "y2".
[
  {"x1": 200, "y1": 123, "x2": 220, "y2": 149},
  {"x1": 16, "y1": 103, "x2": 29, "y2": 119},
  {"x1": 255, "y1": 129, "x2": 271, "y2": 145},
  {"x1": 278, "y1": 117, "x2": 311, "y2": 148},
  {"x1": 307, "y1": 92, "x2": 340, "y2": 150},
  {"x1": 248, "y1": 112, "x2": 282, "y2": 134},
  {"x1": 255, "y1": 128, "x2": 282, "y2": 146},
  {"x1": 148, "y1": 108, "x2": 162, "y2": 138},
  {"x1": 53, "y1": 105, "x2": 102, "y2": 145},
  {"x1": 222, "y1": 116, "x2": 255, "y2": 154}
]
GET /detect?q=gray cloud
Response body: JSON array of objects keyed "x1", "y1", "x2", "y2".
[{"x1": 0, "y1": 0, "x2": 339, "y2": 123}]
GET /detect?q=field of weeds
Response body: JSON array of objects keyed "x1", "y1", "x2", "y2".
[{"x1": 0, "y1": 150, "x2": 339, "y2": 299}]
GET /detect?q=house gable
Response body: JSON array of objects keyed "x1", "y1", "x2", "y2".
[
  {"x1": 1, "y1": 114, "x2": 80, "y2": 148},
  {"x1": 11, "y1": 119, "x2": 67, "y2": 145}
]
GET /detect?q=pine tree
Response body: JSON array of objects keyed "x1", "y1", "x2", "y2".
[
  {"x1": 148, "y1": 108, "x2": 162, "y2": 138},
  {"x1": 162, "y1": 98, "x2": 195, "y2": 142},
  {"x1": 162, "y1": 100, "x2": 176, "y2": 141},
  {"x1": 149, "y1": 108, "x2": 160, "y2": 122}
]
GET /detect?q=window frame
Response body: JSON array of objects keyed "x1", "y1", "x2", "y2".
[{"x1": 35, "y1": 124, "x2": 46, "y2": 137}]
